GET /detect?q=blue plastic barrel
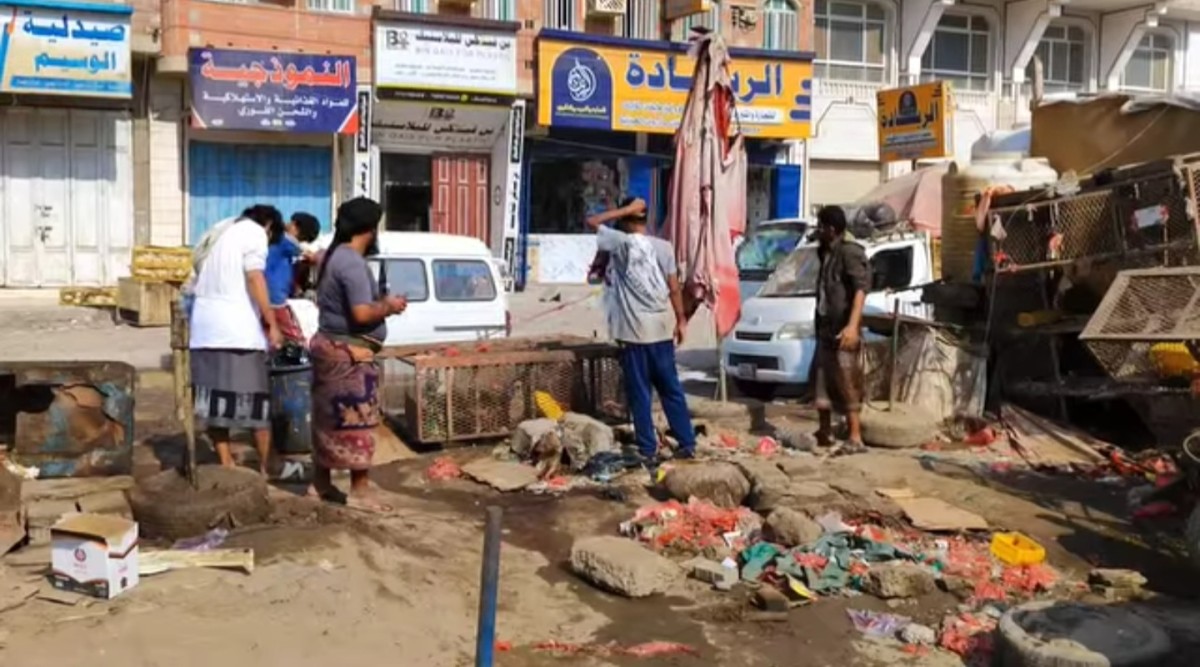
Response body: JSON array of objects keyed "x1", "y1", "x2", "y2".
[{"x1": 269, "y1": 362, "x2": 313, "y2": 454}]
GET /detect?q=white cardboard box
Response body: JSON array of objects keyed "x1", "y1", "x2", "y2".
[{"x1": 50, "y1": 513, "x2": 139, "y2": 599}]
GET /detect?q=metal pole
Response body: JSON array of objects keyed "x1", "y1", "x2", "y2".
[
  {"x1": 475, "y1": 506, "x2": 503, "y2": 667},
  {"x1": 887, "y1": 301, "x2": 901, "y2": 411}
]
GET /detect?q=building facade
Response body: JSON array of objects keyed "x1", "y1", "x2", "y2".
[
  {"x1": 807, "y1": 0, "x2": 1200, "y2": 209},
  {"x1": 0, "y1": 0, "x2": 144, "y2": 288}
]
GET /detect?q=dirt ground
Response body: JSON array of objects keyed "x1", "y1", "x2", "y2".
[{"x1": 4, "y1": 325, "x2": 1200, "y2": 665}]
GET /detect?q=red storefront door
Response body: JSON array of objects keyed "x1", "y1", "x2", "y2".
[{"x1": 431, "y1": 155, "x2": 489, "y2": 243}]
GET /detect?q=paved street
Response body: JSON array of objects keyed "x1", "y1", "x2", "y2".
[{"x1": 0, "y1": 285, "x2": 721, "y2": 371}]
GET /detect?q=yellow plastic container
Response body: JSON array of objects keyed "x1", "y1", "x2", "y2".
[
  {"x1": 990, "y1": 532, "x2": 1046, "y2": 566},
  {"x1": 534, "y1": 391, "x2": 565, "y2": 421},
  {"x1": 1148, "y1": 343, "x2": 1200, "y2": 379}
]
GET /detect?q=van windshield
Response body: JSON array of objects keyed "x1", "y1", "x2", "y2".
[
  {"x1": 758, "y1": 247, "x2": 820, "y2": 297},
  {"x1": 736, "y1": 224, "x2": 807, "y2": 280}
]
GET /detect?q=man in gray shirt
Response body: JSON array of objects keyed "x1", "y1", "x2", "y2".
[{"x1": 587, "y1": 197, "x2": 695, "y2": 469}]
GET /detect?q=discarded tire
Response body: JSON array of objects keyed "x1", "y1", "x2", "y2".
[
  {"x1": 996, "y1": 601, "x2": 1171, "y2": 667},
  {"x1": 128, "y1": 465, "x2": 270, "y2": 540},
  {"x1": 860, "y1": 402, "x2": 938, "y2": 449}
]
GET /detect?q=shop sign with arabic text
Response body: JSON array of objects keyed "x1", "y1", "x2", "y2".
[
  {"x1": 0, "y1": 2, "x2": 132, "y2": 98},
  {"x1": 876, "y1": 81, "x2": 953, "y2": 162},
  {"x1": 374, "y1": 21, "x2": 518, "y2": 105},
  {"x1": 536, "y1": 31, "x2": 813, "y2": 139},
  {"x1": 189, "y1": 48, "x2": 358, "y2": 134}
]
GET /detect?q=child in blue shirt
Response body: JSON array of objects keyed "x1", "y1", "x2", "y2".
[{"x1": 266, "y1": 212, "x2": 320, "y2": 342}]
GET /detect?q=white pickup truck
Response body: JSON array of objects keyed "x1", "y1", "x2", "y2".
[{"x1": 721, "y1": 231, "x2": 935, "y2": 400}]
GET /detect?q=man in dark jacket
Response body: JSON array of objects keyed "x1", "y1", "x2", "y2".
[{"x1": 811, "y1": 205, "x2": 870, "y2": 453}]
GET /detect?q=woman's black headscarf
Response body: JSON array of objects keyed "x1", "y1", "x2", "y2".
[{"x1": 316, "y1": 197, "x2": 384, "y2": 286}]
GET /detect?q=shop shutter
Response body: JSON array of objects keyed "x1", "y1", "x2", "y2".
[
  {"x1": 432, "y1": 155, "x2": 489, "y2": 243},
  {"x1": 188, "y1": 142, "x2": 332, "y2": 243},
  {"x1": 807, "y1": 160, "x2": 881, "y2": 212}
]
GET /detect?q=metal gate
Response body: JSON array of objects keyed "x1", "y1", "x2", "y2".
[
  {"x1": 188, "y1": 142, "x2": 333, "y2": 243},
  {"x1": 0, "y1": 108, "x2": 133, "y2": 287}
]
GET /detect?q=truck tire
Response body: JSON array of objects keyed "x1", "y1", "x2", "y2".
[
  {"x1": 860, "y1": 402, "x2": 938, "y2": 449},
  {"x1": 734, "y1": 379, "x2": 776, "y2": 402},
  {"x1": 1185, "y1": 504, "x2": 1200, "y2": 572},
  {"x1": 128, "y1": 466, "x2": 270, "y2": 540},
  {"x1": 996, "y1": 601, "x2": 1171, "y2": 667}
]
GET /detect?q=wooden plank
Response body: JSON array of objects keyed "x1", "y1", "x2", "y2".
[
  {"x1": 1001, "y1": 404, "x2": 1109, "y2": 467},
  {"x1": 130, "y1": 246, "x2": 191, "y2": 283},
  {"x1": 117, "y1": 278, "x2": 177, "y2": 328},
  {"x1": 139, "y1": 548, "x2": 255, "y2": 576},
  {"x1": 58, "y1": 287, "x2": 117, "y2": 308}
]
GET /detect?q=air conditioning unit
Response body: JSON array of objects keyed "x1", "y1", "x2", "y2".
[{"x1": 587, "y1": 0, "x2": 628, "y2": 17}]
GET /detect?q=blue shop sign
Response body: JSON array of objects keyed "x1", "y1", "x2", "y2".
[{"x1": 189, "y1": 48, "x2": 358, "y2": 134}]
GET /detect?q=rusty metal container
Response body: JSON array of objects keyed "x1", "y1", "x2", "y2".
[
  {"x1": 1, "y1": 362, "x2": 136, "y2": 478},
  {"x1": 384, "y1": 340, "x2": 624, "y2": 445}
]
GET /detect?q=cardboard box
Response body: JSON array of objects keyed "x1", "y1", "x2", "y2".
[{"x1": 50, "y1": 513, "x2": 139, "y2": 600}]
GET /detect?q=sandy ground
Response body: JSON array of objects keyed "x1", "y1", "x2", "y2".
[{"x1": 5, "y1": 289, "x2": 1200, "y2": 665}]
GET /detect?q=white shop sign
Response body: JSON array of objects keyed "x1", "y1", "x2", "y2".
[
  {"x1": 374, "y1": 23, "x2": 517, "y2": 103},
  {"x1": 373, "y1": 102, "x2": 509, "y2": 151}
]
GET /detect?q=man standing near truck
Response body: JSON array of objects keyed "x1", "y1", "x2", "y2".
[
  {"x1": 586, "y1": 197, "x2": 696, "y2": 471},
  {"x1": 811, "y1": 205, "x2": 870, "y2": 454}
]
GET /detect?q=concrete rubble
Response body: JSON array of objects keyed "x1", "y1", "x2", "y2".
[
  {"x1": 661, "y1": 463, "x2": 751, "y2": 509},
  {"x1": 763, "y1": 508, "x2": 822, "y2": 548},
  {"x1": 865, "y1": 563, "x2": 937, "y2": 599},
  {"x1": 569, "y1": 536, "x2": 680, "y2": 598}
]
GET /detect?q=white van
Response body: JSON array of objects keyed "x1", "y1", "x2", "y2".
[
  {"x1": 289, "y1": 232, "x2": 510, "y2": 347},
  {"x1": 722, "y1": 232, "x2": 934, "y2": 400}
]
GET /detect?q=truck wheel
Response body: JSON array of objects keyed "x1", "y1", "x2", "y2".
[
  {"x1": 859, "y1": 402, "x2": 938, "y2": 449},
  {"x1": 996, "y1": 600, "x2": 1171, "y2": 667},
  {"x1": 128, "y1": 465, "x2": 270, "y2": 540},
  {"x1": 734, "y1": 379, "x2": 776, "y2": 401},
  {"x1": 1185, "y1": 504, "x2": 1200, "y2": 571}
]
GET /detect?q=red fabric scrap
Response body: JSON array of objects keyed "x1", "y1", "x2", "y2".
[
  {"x1": 791, "y1": 553, "x2": 828, "y2": 569},
  {"x1": 425, "y1": 457, "x2": 462, "y2": 481},
  {"x1": 494, "y1": 641, "x2": 512, "y2": 653},
  {"x1": 719, "y1": 433, "x2": 740, "y2": 449},
  {"x1": 1001, "y1": 564, "x2": 1057, "y2": 594},
  {"x1": 755, "y1": 437, "x2": 779, "y2": 456},
  {"x1": 939, "y1": 612, "x2": 996, "y2": 659},
  {"x1": 628, "y1": 498, "x2": 758, "y2": 551},
  {"x1": 963, "y1": 427, "x2": 997, "y2": 446}
]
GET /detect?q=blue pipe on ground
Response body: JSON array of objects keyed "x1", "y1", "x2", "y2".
[{"x1": 475, "y1": 506, "x2": 503, "y2": 667}]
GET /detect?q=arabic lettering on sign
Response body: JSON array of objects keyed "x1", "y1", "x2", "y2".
[
  {"x1": 876, "y1": 81, "x2": 952, "y2": 162},
  {"x1": 374, "y1": 22, "x2": 518, "y2": 99},
  {"x1": 189, "y1": 48, "x2": 358, "y2": 134},
  {"x1": 0, "y1": 6, "x2": 132, "y2": 98},
  {"x1": 536, "y1": 36, "x2": 813, "y2": 139}
]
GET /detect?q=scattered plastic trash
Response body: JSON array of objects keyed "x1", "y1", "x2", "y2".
[
  {"x1": 2, "y1": 459, "x2": 38, "y2": 480},
  {"x1": 847, "y1": 609, "x2": 910, "y2": 638},
  {"x1": 963, "y1": 426, "x2": 997, "y2": 446},
  {"x1": 718, "y1": 433, "x2": 740, "y2": 449},
  {"x1": 938, "y1": 612, "x2": 996, "y2": 659},
  {"x1": 989, "y1": 532, "x2": 1046, "y2": 566},
  {"x1": 425, "y1": 457, "x2": 463, "y2": 481},
  {"x1": 534, "y1": 391, "x2": 565, "y2": 420},
  {"x1": 582, "y1": 451, "x2": 626, "y2": 483},
  {"x1": 532, "y1": 640, "x2": 698, "y2": 657},
  {"x1": 816, "y1": 511, "x2": 853, "y2": 534},
  {"x1": 171, "y1": 527, "x2": 229, "y2": 552},
  {"x1": 620, "y1": 498, "x2": 761, "y2": 552},
  {"x1": 755, "y1": 437, "x2": 779, "y2": 457}
]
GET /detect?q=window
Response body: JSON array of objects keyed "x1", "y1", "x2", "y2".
[
  {"x1": 307, "y1": 0, "x2": 353, "y2": 12},
  {"x1": 432, "y1": 260, "x2": 498, "y2": 301},
  {"x1": 674, "y1": 2, "x2": 721, "y2": 40},
  {"x1": 814, "y1": 0, "x2": 887, "y2": 83},
  {"x1": 1122, "y1": 32, "x2": 1173, "y2": 93},
  {"x1": 394, "y1": 0, "x2": 430, "y2": 10},
  {"x1": 869, "y1": 247, "x2": 913, "y2": 291},
  {"x1": 762, "y1": 0, "x2": 799, "y2": 50},
  {"x1": 480, "y1": 0, "x2": 514, "y2": 19},
  {"x1": 920, "y1": 14, "x2": 990, "y2": 91},
  {"x1": 1027, "y1": 24, "x2": 1089, "y2": 93},
  {"x1": 622, "y1": 0, "x2": 659, "y2": 39},
  {"x1": 544, "y1": 0, "x2": 576, "y2": 30},
  {"x1": 759, "y1": 247, "x2": 820, "y2": 297},
  {"x1": 376, "y1": 259, "x2": 430, "y2": 302}
]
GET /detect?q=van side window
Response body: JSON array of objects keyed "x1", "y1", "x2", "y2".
[
  {"x1": 870, "y1": 248, "x2": 914, "y2": 291},
  {"x1": 380, "y1": 259, "x2": 429, "y2": 302},
  {"x1": 432, "y1": 260, "x2": 497, "y2": 302}
]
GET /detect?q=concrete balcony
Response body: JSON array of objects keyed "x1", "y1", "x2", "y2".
[{"x1": 157, "y1": 0, "x2": 372, "y2": 76}]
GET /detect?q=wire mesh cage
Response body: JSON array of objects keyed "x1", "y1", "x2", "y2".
[
  {"x1": 383, "y1": 343, "x2": 625, "y2": 444},
  {"x1": 1080, "y1": 267, "x2": 1200, "y2": 383}
]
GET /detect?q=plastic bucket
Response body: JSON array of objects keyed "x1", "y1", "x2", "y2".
[{"x1": 269, "y1": 362, "x2": 313, "y2": 454}]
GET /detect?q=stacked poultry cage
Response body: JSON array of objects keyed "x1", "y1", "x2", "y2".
[{"x1": 377, "y1": 336, "x2": 625, "y2": 445}]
